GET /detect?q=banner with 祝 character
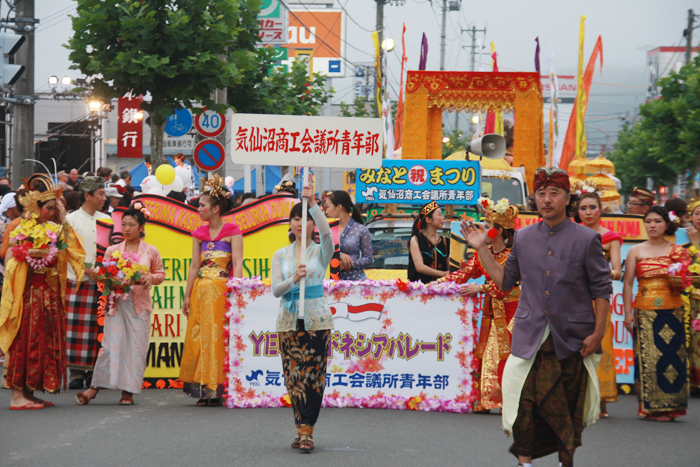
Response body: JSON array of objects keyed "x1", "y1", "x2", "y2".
[
  {"x1": 117, "y1": 92, "x2": 144, "y2": 158},
  {"x1": 224, "y1": 279, "x2": 479, "y2": 413},
  {"x1": 229, "y1": 113, "x2": 384, "y2": 169},
  {"x1": 355, "y1": 160, "x2": 481, "y2": 205}
]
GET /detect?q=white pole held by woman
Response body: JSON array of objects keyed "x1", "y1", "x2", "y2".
[{"x1": 299, "y1": 167, "x2": 311, "y2": 317}]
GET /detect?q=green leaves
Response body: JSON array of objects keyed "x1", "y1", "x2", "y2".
[{"x1": 609, "y1": 56, "x2": 700, "y2": 195}]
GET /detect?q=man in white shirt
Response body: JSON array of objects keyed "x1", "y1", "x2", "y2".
[
  {"x1": 65, "y1": 176, "x2": 110, "y2": 389},
  {"x1": 174, "y1": 153, "x2": 195, "y2": 199}
]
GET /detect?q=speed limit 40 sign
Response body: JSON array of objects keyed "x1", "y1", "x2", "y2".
[{"x1": 194, "y1": 108, "x2": 226, "y2": 138}]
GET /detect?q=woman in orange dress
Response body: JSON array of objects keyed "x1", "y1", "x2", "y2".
[
  {"x1": 623, "y1": 206, "x2": 689, "y2": 421},
  {"x1": 440, "y1": 198, "x2": 519, "y2": 411},
  {"x1": 577, "y1": 192, "x2": 621, "y2": 417}
]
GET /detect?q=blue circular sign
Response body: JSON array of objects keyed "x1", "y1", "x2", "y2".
[
  {"x1": 164, "y1": 108, "x2": 192, "y2": 137},
  {"x1": 193, "y1": 139, "x2": 226, "y2": 172}
]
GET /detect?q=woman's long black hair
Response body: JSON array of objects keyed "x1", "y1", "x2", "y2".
[
  {"x1": 644, "y1": 205, "x2": 679, "y2": 236},
  {"x1": 327, "y1": 190, "x2": 363, "y2": 224},
  {"x1": 412, "y1": 202, "x2": 440, "y2": 237}
]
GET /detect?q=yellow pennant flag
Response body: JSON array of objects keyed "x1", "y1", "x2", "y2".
[
  {"x1": 372, "y1": 31, "x2": 382, "y2": 115},
  {"x1": 574, "y1": 16, "x2": 587, "y2": 158}
]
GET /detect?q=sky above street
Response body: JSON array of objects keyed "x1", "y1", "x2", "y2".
[{"x1": 32, "y1": 0, "x2": 699, "y2": 147}]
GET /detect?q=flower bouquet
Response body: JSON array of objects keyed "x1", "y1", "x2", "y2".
[
  {"x1": 10, "y1": 218, "x2": 64, "y2": 269},
  {"x1": 89, "y1": 250, "x2": 150, "y2": 316},
  {"x1": 669, "y1": 245, "x2": 700, "y2": 290}
]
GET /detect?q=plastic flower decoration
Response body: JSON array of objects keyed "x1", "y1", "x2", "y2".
[
  {"x1": 493, "y1": 198, "x2": 510, "y2": 215},
  {"x1": 478, "y1": 197, "x2": 494, "y2": 211}
]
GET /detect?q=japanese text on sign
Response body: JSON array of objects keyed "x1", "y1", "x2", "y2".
[
  {"x1": 355, "y1": 160, "x2": 481, "y2": 206},
  {"x1": 229, "y1": 114, "x2": 384, "y2": 169},
  {"x1": 235, "y1": 127, "x2": 380, "y2": 157}
]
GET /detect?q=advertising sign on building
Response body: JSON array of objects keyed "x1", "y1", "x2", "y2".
[
  {"x1": 284, "y1": 10, "x2": 346, "y2": 78},
  {"x1": 229, "y1": 113, "x2": 383, "y2": 169},
  {"x1": 355, "y1": 160, "x2": 482, "y2": 205},
  {"x1": 117, "y1": 92, "x2": 143, "y2": 158},
  {"x1": 258, "y1": 0, "x2": 288, "y2": 45}
]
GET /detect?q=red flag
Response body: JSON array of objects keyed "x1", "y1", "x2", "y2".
[
  {"x1": 559, "y1": 36, "x2": 603, "y2": 171},
  {"x1": 394, "y1": 23, "x2": 408, "y2": 150}
]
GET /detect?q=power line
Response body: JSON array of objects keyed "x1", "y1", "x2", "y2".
[
  {"x1": 37, "y1": 15, "x2": 72, "y2": 33},
  {"x1": 337, "y1": 0, "x2": 374, "y2": 33},
  {"x1": 293, "y1": 2, "x2": 374, "y2": 57},
  {"x1": 40, "y1": 4, "x2": 75, "y2": 22}
]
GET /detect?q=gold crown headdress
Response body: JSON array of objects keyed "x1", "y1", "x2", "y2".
[
  {"x1": 689, "y1": 197, "x2": 700, "y2": 216},
  {"x1": 19, "y1": 173, "x2": 63, "y2": 218},
  {"x1": 479, "y1": 197, "x2": 518, "y2": 230},
  {"x1": 203, "y1": 174, "x2": 231, "y2": 201}
]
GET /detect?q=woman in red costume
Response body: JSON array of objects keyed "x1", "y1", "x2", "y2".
[
  {"x1": 439, "y1": 197, "x2": 520, "y2": 412},
  {"x1": 577, "y1": 190, "x2": 622, "y2": 418},
  {"x1": 0, "y1": 174, "x2": 85, "y2": 409}
]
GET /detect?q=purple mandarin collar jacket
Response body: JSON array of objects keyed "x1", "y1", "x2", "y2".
[{"x1": 501, "y1": 218, "x2": 613, "y2": 361}]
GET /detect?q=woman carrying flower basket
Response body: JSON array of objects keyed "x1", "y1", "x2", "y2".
[
  {"x1": 439, "y1": 197, "x2": 519, "y2": 413},
  {"x1": 623, "y1": 206, "x2": 690, "y2": 421},
  {"x1": 180, "y1": 175, "x2": 243, "y2": 406},
  {"x1": 271, "y1": 184, "x2": 334, "y2": 453},
  {"x1": 0, "y1": 174, "x2": 85, "y2": 410},
  {"x1": 578, "y1": 191, "x2": 622, "y2": 418},
  {"x1": 75, "y1": 204, "x2": 164, "y2": 406}
]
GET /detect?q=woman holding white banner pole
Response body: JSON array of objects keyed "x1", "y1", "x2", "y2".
[{"x1": 271, "y1": 174, "x2": 334, "y2": 453}]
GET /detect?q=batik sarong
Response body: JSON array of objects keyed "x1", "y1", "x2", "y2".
[
  {"x1": 279, "y1": 320, "x2": 330, "y2": 426},
  {"x1": 4, "y1": 271, "x2": 66, "y2": 393},
  {"x1": 509, "y1": 335, "x2": 588, "y2": 467},
  {"x1": 597, "y1": 312, "x2": 618, "y2": 402},
  {"x1": 66, "y1": 279, "x2": 101, "y2": 370},
  {"x1": 634, "y1": 307, "x2": 688, "y2": 417},
  {"x1": 689, "y1": 298, "x2": 700, "y2": 390}
]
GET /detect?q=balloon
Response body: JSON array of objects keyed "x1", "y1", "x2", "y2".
[
  {"x1": 166, "y1": 176, "x2": 184, "y2": 193},
  {"x1": 155, "y1": 164, "x2": 176, "y2": 186},
  {"x1": 148, "y1": 186, "x2": 168, "y2": 197},
  {"x1": 174, "y1": 166, "x2": 190, "y2": 185},
  {"x1": 140, "y1": 175, "x2": 157, "y2": 192}
]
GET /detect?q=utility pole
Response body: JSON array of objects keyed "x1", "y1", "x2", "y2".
[
  {"x1": 461, "y1": 25, "x2": 486, "y2": 133},
  {"x1": 440, "y1": 0, "x2": 447, "y2": 71},
  {"x1": 11, "y1": 0, "x2": 34, "y2": 186},
  {"x1": 686, "y1": 9, "x2": 698, "y2": 66},
  {"x1": 376, "y1": 1, "x2": 384, "y2": 76}
]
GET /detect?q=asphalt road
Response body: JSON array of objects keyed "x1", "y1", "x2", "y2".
[{"x1": 0, "y1": 389, "x2": 696, "y2": 467}]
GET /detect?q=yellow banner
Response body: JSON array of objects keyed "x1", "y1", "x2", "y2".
[{"x1": 575, "y1": 15, "x2": 587, "y2": 158}]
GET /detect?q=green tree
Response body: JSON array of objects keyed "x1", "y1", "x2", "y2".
[
  {"x1": 609, "y1": 56, "x2": 700, "y2": 195},
  {"x1": 67, "y1": 0, "x2": 263, "y2": 168},
  {"x1": 253, "y1": 60, "x2": 334, "y2": 116},
  {"x1": 441, "y1": 129, "x2": 469, "y2": 159},
  {"x1": 340, "y1": 95, "x2": 379, "y2": 118}
]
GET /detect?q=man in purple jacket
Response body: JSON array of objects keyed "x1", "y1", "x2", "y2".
[{"x1": 462, "y1": 167, "x2": 612, "y2": 467}]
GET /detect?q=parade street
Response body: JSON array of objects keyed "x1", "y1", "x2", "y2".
[{"x1": 0, "y1": 390, "x2": 696, "y2": 467}]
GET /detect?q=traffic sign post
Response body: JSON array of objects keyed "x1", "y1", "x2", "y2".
[
  {"x1": 194, "y1": 108, "x2": 226, "y2": 138},
  {"x1": 193, "y1": 139, "x2": 226, "y2": 172},
  {"x1": 164, "y1": 108, "x2": 193, "y2": 138}
]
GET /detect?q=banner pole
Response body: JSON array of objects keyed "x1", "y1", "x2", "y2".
[{"x1": 299, "y1": 167, "x2": 309, "y2": 319}]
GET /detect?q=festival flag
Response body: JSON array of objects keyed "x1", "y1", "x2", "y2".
[
  {"x1": 394, "y1": 23, "x2": 408, "y2": 150},
  {"x1": 548, "y1": 41, "x2": 560, "y2": 167},
  {"x1": 534, "y1": 37, "x2": 541, "y2": 74},
  {"x1": 372, "y1": 31, "x2": 382, "y2": 115},
  {"x1": 383, "y1": 39, "x2": 395, "y2": 159},
  {"x1": 558, "y1": 32, "x2": 603, "y2": 171},
  {"x1": 484, "y1": 42, "x2": 502, "y2": 135},
  {"x1": 419, "y1": 33, "x2": 428, "y2": 71},
  {"x1": 574, "y1": 16, "x2": 587, "y2": 159}
]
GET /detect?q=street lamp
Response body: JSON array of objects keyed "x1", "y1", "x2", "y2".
[
  {"x1": 61, "y1": 76, "x2": 72, "y2": 86},
  {"x1": 87, "y1": 97, "x2": 102, "y2": 112},
  {"x1": 442, "y1": 136, "x2": 450, "y2": 143},
  {"x1": 381, "y1": 38, "x2": 395, "y2": 52},
  {"x1": 48, "y1": 75, "x2": 58, "y2": 90},
  {"x1": 471, "y1": 114, "x2": 480, "y2": 124}
]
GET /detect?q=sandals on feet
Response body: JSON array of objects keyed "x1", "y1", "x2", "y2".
[
  {"x1": 207, "y1": 398, "x2": 223, "y2": 406},
  {"x1": 298, "y1": 436, "x2": 314, "y2": 453},
  {"x1": 75, "y1": 389, "x2": 98, "y2": 405},
  {"x1": 196, "y1": 399, "x2": 207, "y2": 406},
  {"x1": 291, "y1": 436, "x2": 301, "y2": 449},
  {"x1": 119, "y1": 392, "x2": 134, "y2": 405}
]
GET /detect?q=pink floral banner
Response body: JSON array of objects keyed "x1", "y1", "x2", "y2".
[{"x1": 224, "y1": 278, "x2": 479, "y2": 413}]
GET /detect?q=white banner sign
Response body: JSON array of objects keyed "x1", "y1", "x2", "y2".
[
  {"x1": 229, "y1": 114, "x2": 384, "y2": 169},
  {"x1": 224, "y1": 281, "x2": 478, "y2": 413}
]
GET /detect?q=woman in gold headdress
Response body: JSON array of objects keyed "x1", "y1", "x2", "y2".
[
  {"x1": 180, "y1": 175, "x2": 243, "y2": 406},
  {"x1": 0, "y1": 174, "x2": 85, "y2": 409},
  {"x1": 408, "y1": 201, "x2": 449, "y2": 283},
  {"x1": 439, "y1": 197, "x2": 520, "y2": 411},
  {"x1": 684, "y1": 197, "x2": 700, "y2": 393}
]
